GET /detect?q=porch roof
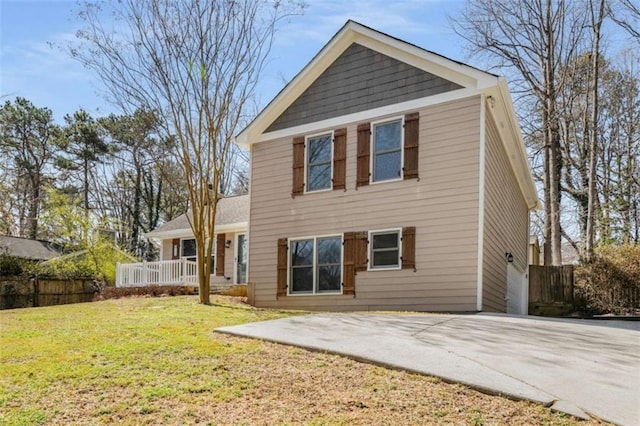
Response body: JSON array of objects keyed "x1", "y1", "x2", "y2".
[{"x1": 146, "y1": 195, "x2": 249, "y2": 239}]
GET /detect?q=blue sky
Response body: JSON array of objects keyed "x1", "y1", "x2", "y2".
[{"x1": 1, "y1": 0, "x2": 470, "y2": 123}]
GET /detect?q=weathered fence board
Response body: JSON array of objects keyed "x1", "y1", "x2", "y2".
[
  {"x1": 528, "y1": 265, "x2": 574, "y2": 316},
  {"x1": 1, "y1": 278, "x2": 98, "y2": 310}
]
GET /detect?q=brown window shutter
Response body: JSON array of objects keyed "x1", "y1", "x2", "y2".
[
  {"x1": 172, "y1": 238, "x2": 180, "y2": 259},
  {"x1": 277, "y1": 238, "x2": 288, "y2": 297},
  {"x1": 292, "y1": 136, "x2": 305, "y2": 196},
  {"x1": 403, "y1": 112, "x2": 419, "y2": 180},
  {"x1": 355, "y1": 231, "x2": 369, "y2": 272},
  {"x1": 342, "y1": 232, "x2": 356, "y2": 295},
  {"x1": 216, "y1": 233, "x2": 226, "y2": 276},
  {"x1": 332, "y1": 128, "x2": 347, "y2": 190},
  {"x1": 356, "y1": 123, "x2": 371, "y2": 187},
  {"x1": 402, "y1": 226, "x2": 416, "y2": 271}
]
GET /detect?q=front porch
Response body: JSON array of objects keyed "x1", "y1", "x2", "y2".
[{"x1": 115, "y1": 259, "x2": 200, "y2": 288}]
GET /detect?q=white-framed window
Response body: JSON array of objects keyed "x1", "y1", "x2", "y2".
[
  {"x1": 372, "y1": 118, "x2": 403, "y2": 183},
  {"x1": 180, "y1": 238, "x2": 197, "y2": 262},
  {"x1": 368, "y1": 229, "x2": 401, "y2": 270},
  {"x1": 181, "y1": 237, "x2": 215, "y2": 271},
  {"x1": 306, "y1": 132, "x2": 333, "y2": 192},
  {"x1": 289, "y1": 235, "x2": 342, "y2": 295}
]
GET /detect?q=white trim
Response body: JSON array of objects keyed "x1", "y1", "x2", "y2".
[
  {"x1": 304, "y1": 130, "x2": 334, "y2": 193},
  {"x1": 242, "y1": 88, "x2": 481, "y2": 146},
  {"x1": 368, "y1": 228, "x2": 402, "y2": 271},
  {"x1": 477, "y1": 95, "x2": 487, "y2": 312},
  {"x1": 495, "y1": 79, "x2": 540, "y2": 210},
  {"x1": 145, "y1": 221, "x2": 248, "y2": 240},
  {"x1": 287, "y1": 234, "x2": 344, "y2": 296},
  {"x1": 234, "y1": 232, "x2": 248, "y2": 284},
  {"x1": 180, "y1": 237, "x2": 197, "y2": 261},
  {"x1": 369, "y1": 116, "x2": 404, "y2": 185}
]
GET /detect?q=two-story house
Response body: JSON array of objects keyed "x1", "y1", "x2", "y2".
[{"x1": 235, "y1": 21, "x2": 539, "y2": 313}]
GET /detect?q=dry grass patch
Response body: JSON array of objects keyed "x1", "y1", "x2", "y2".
[{"x1": 0, "y1": 296, "x2": 606, "y2": 425}]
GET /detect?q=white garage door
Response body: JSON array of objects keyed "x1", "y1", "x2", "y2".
[{"x1": 506, "y1": 264, "x2": 528, "y2": 315}]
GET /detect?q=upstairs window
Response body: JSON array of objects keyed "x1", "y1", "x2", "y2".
[
  {"x1": 306, "y1": 133, "x2": 332, "y2": 191},
  {"x1": 372, "y1": 119, "x2": 402, "y2": 182}
]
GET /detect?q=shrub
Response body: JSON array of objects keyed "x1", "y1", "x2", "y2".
[
  {"x1": 32, "y1": 242, "x2": 137, "y2": 285},
  {"x1": 0, "y1": 253, "x2": 27, "y2": 276},
  {"x1": 574, "y1": 244, "x2": 640, "y2": 315},
  {"x1": 97, "y1": 285, "x2": 198, "y2": 300}
]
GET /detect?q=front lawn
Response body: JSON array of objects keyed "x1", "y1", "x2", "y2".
[{"x1": 0, "y1": 296, "x2": 602, "y2": 425}]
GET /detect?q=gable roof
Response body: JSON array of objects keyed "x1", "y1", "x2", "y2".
[
  {"x1": 236, "y1": 20, "x2": 540, "y2": 210},
  {"x1": 236, "y1": 20, "x2": 499, "y2": 146},
  {"x1": 0, "y1": 235, "x2": 60, "y2": 261},
  {"x1": 146, "y1": 195, "x2": 249, "y2": 239}
]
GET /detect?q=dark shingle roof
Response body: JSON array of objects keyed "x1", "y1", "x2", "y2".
[{"x1": 0, "y1": 235, "x2": 60, "y2": 261}]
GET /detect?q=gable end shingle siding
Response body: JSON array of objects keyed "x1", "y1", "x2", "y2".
[{"x1": 265, "y1": 43, "x2": 463, "y2": 132}]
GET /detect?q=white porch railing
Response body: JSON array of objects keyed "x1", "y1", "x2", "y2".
[{"x1": 115, "y1": 259, "x2": 198, "y2": 287}]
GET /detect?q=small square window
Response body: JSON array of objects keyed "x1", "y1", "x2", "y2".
[
  {"x1": 306, "y1": 133, "x2": 332, "y2": 191},
  {"x1": 373, "y1": 120, "x2": 402, "y2": 182},
  {"x1": 369, "y1": 230, "x2": 400, "y2": 269}
]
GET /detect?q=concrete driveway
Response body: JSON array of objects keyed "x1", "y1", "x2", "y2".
[{"x1": 217, "y1": 313, "x2": 640, "y2": 425}]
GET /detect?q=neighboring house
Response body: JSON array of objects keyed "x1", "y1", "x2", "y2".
[
  {"x1": 0, "y1": 235, "x2": 60, "y2": 261},
  {"x1": 118, "y1": 195, "x2": 249, "y2": 288},
  {"x1": 235, "y1": 21, "x2": 539, "y2": 313}
]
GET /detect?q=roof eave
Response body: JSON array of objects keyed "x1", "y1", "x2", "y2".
[
  {"x1": 145, "y1": 221, "x2": 249, "y2": 240},
  {"x1": 494, "y1": 78, "x2": 540, "y2": 210}
]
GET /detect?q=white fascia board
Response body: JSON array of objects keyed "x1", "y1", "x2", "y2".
[
  {"x1": 145, "y1": 229, "x2": 193, "y2": 240},
  {"x1": 145, "y1": 222, "x2": 248, "y2": 241},
  {"x1": 352, "y1": 29, "x2": 498, "y2": 90},
  {"x1": 490, "y1": 79, "x2": 540, "y2": 210},
  {"x1": 236, "y1": 28, "x2": 357, "y2": 148},
  {"x1": 254, "y1": 88, "x2": 482, "y2": 144}
]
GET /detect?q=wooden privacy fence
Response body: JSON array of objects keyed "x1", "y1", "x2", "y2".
[
  {"x1": 528, "y1": 265, "x2": 574, "y2": 316},
  {"x1": 0, "y1": 278, "x2": 98, "y2": 310}
]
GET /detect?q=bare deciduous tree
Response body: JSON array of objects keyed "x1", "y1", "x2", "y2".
[
  {"x1": 452, "y1": 0, "x2": 586, "y2": 265},
  {"x1": 70, "y1": 0, "x2": 301, "y2": 303}
]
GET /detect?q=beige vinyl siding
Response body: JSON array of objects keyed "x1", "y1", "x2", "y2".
[
  {"x1": 249, "y1": 95, "x2": 482, "y2": 312},
  {"x1": 482, "y1": 105, "x2": 529, "y2": 312},
  {"x1": 161, "y1": 239, "x2": 173, "y2": 261}
]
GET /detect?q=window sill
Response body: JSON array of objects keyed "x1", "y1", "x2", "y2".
[
  {"x1": 287, "y1": 291, "x2": 344, "y2": 297},
  {"x1": 369, "y1": 177, "x2": 403, "y2": 186},
  {"x1": 303, "y1": 187, "x2": 333, "y2": 194},
  {"x1": 368, "y1": 265, "x2": 402, "y2": 271}
]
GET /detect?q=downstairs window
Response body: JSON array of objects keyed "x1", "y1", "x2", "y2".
[{"x1": 289, "y1": 236, "x2": 342, "y2": 295}]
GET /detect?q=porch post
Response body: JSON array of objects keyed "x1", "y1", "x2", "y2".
[
  {"x1": 182, "y1": 257, "x2": 187, "y2": 286},
  {"x1": 142, "y1": 260, "x2": 147, "y2": 285}
]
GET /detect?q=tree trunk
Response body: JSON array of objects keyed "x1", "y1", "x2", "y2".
[
  {"x1": 585, "y1": 0, "x2": 605, "y2": 260},
  {"x1": 27, "y1": 174, "x2": 41, "y2": 239}
]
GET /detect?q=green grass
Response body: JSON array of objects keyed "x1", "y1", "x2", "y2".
[
  {"x1": 0, "y1": 296, "x2": 293, "y2": 425},
  {"x1": 0, "y1": 296, "x2": 605, "y2": 425}
]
